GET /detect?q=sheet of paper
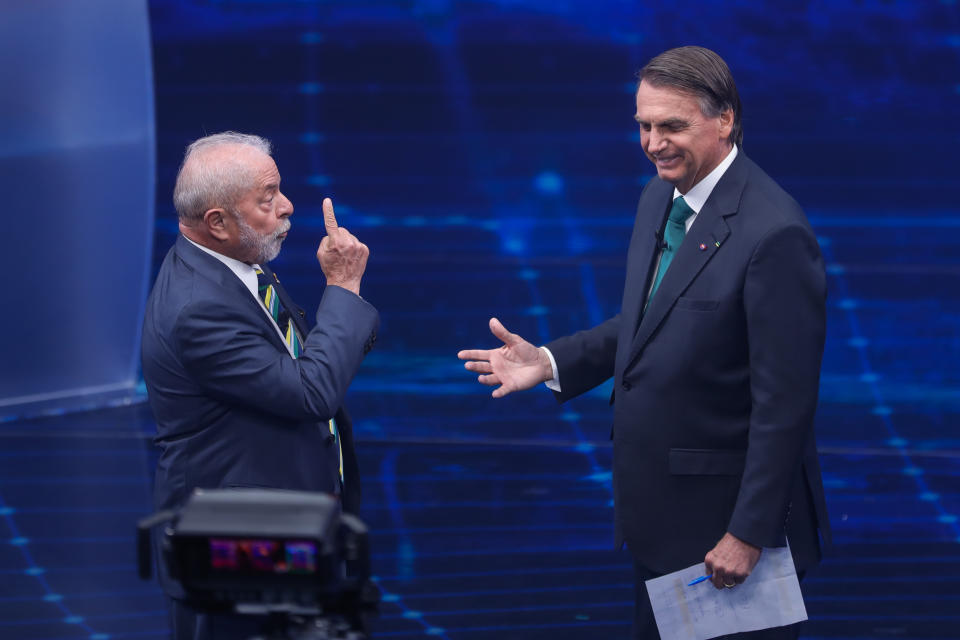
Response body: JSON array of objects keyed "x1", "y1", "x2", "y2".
[{"x1": 645, "y1": 546, "x2": 807, "y2": 640}]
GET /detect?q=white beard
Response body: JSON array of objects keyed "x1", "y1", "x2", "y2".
[{"x1": 235, "y1": 214, "x2": 290, "y2": 264}]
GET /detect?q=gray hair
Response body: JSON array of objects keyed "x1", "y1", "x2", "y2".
[
  {"x1": 173, "y1": 132, "x2": 273, "y2": 225},
  {"x1": 638, "y1": 46, "x2": 743, "y2": 147}
]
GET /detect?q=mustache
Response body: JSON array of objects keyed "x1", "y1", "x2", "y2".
[{"x1": 271, "y1": 219, "x2": 291, "y2": 240}]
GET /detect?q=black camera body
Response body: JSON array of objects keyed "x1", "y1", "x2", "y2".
[{"x1": 138, "y1": 489, "x2": 378, "y2": 637}]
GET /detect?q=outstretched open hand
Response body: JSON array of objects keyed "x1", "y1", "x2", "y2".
[{"x1": 457, "y1": 318, "x2": 553, "y2": 398}]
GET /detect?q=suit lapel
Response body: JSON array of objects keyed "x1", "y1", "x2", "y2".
[
  {"x1": 623, "y1": 154, "x2": 749, "y2": 371},
  {"x1": 175, "y1": 235, "x2": 253, "y2": 303},
  {"x1": 174, "y1": 237, "x2": 295, "y2": 352},
  {"x1": 619, "y1": 189, "x2": 673, "y2": 345}
]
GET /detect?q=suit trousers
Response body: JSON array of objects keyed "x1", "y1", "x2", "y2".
[{"x1": 632, "y1": 559, "x2": 802, "y2": 640}]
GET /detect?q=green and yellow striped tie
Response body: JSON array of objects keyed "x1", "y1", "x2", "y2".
[
  {"x1": 255, "y1": 268, "x2": 303, "y2": 358},
  {"x1": 329, "y1": 418, "x2": 343, "y2": 485},
  {"x1": 255, "y1": 268, "x2": 343, "y2": 486}
]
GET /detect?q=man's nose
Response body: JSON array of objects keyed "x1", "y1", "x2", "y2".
[
  {"x1": 278, "y1": 192, "x2": 294, "y2": 217},
  {"x1": 646, "y1": 129, "x2": 666, "y2": 153}
]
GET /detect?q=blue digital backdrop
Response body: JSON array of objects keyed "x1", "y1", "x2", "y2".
[
  {"x1": 0, "y1": 1, "x2": 155, "y2": 415},
  {"x1": 1, "y1": 1, "x2": 959, "y2": 638}
]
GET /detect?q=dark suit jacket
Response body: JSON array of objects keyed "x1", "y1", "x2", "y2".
[
  {"x1": 141, "y1": 235, "x2": 378, "y2": 595},
  {"x1": 547, "y1": 152, "x2": 831, "y2": 575}
]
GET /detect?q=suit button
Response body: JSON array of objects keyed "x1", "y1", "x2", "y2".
[{"x1": 621, "y1": 382, "x2": 632, "y2": 391}]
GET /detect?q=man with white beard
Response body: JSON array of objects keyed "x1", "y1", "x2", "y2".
[{"x1": 141, "y1": 132, "x2": 378, "y2": 640}]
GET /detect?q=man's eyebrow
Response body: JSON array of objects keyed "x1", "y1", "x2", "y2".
[
  {"x1": 659, "y1": 118, "x2": 689, "y2": 129},
  {"x1": 633, "y1": 116, "x2": 690, "y2": 128}
]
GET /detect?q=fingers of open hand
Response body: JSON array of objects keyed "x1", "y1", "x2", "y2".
[
  {"x1": 488, "y1": 317, "x2": 518, "y2": 346},
  {"x1": 491, "y1": 384, "x2": 512, "y2": 399},
  {"x1": 458, "y1": 349, "x2": 492, "y2": 361},
  {"x1": 477, "y1": 373, "x2": 501, "y2": 387},
  {"x1": 463, "y1": 360, "x2": 493, "y2": 374}
]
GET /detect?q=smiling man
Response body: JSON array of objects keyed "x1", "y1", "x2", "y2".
[
  {"x1": 141, "y1": 132, "x2": 378, "y2": 640},
  {"x1": 459, "y1": 47, "x2": 831, "y2": 639}
]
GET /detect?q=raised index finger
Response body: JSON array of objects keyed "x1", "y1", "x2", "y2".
[{"x1": 322, "y1": 197, "x2": 339, "y2": 235}]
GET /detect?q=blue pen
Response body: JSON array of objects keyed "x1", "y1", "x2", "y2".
[{"x1": 687, "y1": 575, "x2": 711, "y2": 586}]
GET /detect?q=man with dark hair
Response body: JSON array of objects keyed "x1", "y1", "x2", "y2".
[
  {"x1": 459, "y1": 46, "x2": 830, "y2": 638},
  {"x1": 142, "y1": 132, "x2": 378, "y2": 640}
]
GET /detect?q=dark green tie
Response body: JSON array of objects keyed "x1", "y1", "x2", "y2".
[{"x1": 647, "y1": 195, "x2": 695, "y2": 305}]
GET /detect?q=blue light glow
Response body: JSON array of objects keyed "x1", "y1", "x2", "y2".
[{"x1": 534, "y1": 171, "x2": 564, "y2": 195}]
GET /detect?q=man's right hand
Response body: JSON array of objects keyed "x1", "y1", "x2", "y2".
[
  {"x1": 317, "y1": 198, "x2": 368, "y2": 296},
  {"x1": 458, "y1": 318, "x2": 554, "y2": 398}
]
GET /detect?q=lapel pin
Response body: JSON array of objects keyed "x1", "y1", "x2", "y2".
[
  {"x1": 714, "y1": 241, "x2": 721, "y2": 248},
  {"x1": 699, "y1": 243, "x2": 707, "y2": 251}
]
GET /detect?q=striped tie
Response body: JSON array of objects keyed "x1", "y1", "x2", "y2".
[
  {"x1": 255, "y1": 268, "x2": 343, "y2": 486},
  {"x1": 254, "y1": 268, "x2": 303, "y2": 358},
  {"x1": 329, "y1": 418, "x2": 343, "y2": 485}
]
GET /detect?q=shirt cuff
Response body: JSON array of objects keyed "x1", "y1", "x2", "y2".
[{"x1": 540, "y1": 346, "x2": 561, "y2": 392}]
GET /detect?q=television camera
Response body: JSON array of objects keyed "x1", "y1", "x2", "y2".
[{"x1": 137, "y1": 488, "x2": 379, "y2": 639}]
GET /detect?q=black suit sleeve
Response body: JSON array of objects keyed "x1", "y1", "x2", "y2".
[
  {"x1": 545, "y1": 314, "x2": 621, "y2": 403},
  {"x1": 175, "y1": 285, "x2": 378, "y2": 423},
  {"x1": 727, "y1": 223, "x2": 826, "y2": 548}
]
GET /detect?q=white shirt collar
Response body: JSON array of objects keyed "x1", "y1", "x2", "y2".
[
  {"x1": 183, "y1": 235, "x2": 296, "y2": 357},
  {"x1": 673, "y1": 144, "x2": 738, "y2": 214},
  {"x1": 183, "y1": 235, "x2": 261, "y2": 300}
]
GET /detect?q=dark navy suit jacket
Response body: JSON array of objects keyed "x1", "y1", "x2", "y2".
[
  {"x1": 141, "y1": 235, "x2": 378, "y2": 596},
  {"x1": 547, "y1": 152, "x2": 831, "y2": 575}
]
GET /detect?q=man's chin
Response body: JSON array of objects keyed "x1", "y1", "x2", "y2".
[
  {"x1": 260, "y1": 242, "x2": 283, "y2": 264},
  {"x1": 655, "y1": 166, "x2": 679, "y2": 182},
  {"x1": 655, "y1": 169, "x2": 694, "y2": 192}
]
